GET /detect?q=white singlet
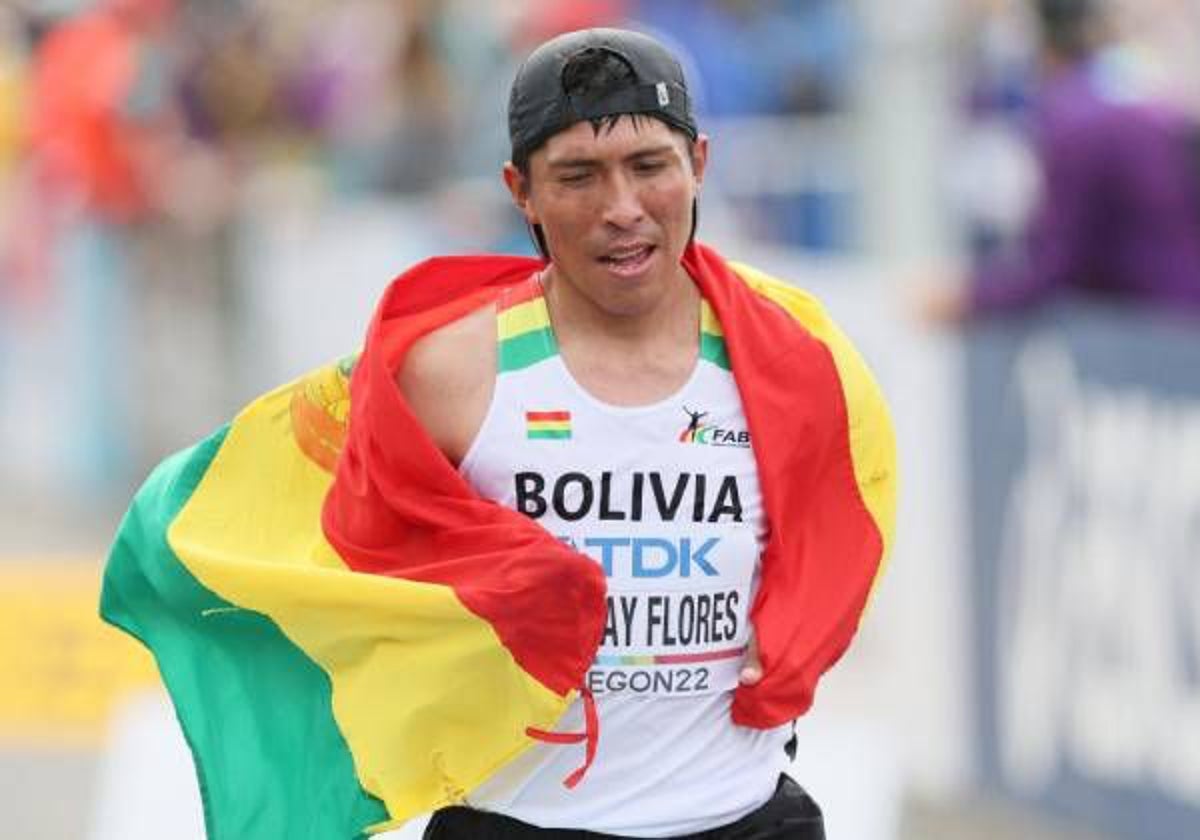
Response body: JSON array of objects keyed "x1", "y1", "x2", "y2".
[{"x1": 457, "y1": 276, "x2": 792, "y2": 836}]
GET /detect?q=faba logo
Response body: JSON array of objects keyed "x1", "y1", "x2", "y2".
[{"x1": 678, "y1": 406, "x2": 751, "y2": 448}]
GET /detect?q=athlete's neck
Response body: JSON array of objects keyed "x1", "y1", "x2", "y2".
[
  {"x1": 540, "y1": 263, "x2": 701, "y2": 406},
  {"x1": 540, "y1": 264, "x2": 700, "y2": 349}
]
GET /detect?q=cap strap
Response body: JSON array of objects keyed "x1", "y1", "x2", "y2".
[{"x1": 567, "y1": 82, "x2": 692, "y2": 132}]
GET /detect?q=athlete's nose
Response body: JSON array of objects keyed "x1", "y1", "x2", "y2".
[{"x1": 601, "y1": 173, "x2": 645, "y2": 229}]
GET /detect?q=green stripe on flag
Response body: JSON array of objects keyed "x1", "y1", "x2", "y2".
[
  {"x1": 700, "y1": 332, "x2": 731, "y2": 371},
  {"x1": 498, "y1": 328, "x2": 557, "y2": 372},
  {"x1": 527, "y1": 428, "x2": 571, "y2": 440},
  {"x1": 100, "y1": 427, "x2": 388, "y2": 840}
]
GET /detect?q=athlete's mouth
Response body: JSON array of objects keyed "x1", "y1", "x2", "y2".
[{"x1": 598, "y1": 244, "x2": 655, "y2": 275}]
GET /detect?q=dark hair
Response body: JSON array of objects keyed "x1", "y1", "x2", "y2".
[
  {"x1": 562, "y1": 46, "x2": 637, "y2": 102},
  {"x1": 514, "y1": 47, "x2": 694, "y2": 176},
  {"x1": 1036, "y1": 0, "x2": 1097, "y2": 59}
]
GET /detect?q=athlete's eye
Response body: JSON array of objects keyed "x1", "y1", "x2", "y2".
[
  {"x1": 634, "y1": 160, "x2": 667, "y2": 174},
  {"x1": 559, "y1": 171, "x2": 592, "y2": 186}
]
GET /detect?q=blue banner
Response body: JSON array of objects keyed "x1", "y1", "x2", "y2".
[{"x1": 966, "y1": 305, "x2": 1200, "y2": 840}]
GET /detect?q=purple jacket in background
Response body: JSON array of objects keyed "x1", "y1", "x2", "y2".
[{"x1": 970, "y1": 62, "x2": 1200, "y2": 317}]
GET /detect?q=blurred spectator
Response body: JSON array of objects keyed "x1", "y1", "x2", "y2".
[
  {"x1": 2, "y1": 0, "x2": 240, "y2": 492},
  {"x1": 927, "y1": 0, "x2": 1200, "y2": 323},
  {"x1": 15, "y1": 0, "x2": 184, "y2": 490},
  {"x1": 0, "y1": 6, "x2": 29, "y2": 451},
  {"x1": 629, "y1": 0, "x2": 859, "y2": 251},
  {"x1": 946, "y1": 0, "x2": 1040, "y2": 260},
  {"x1": 0, "y1": 8, "x2": 29, "y2": 290},
  {"x1": 26, "y1": 0, "x2": 179, "y2": 222},
  {"x1": 440, "y1": 0, "x2": 526, "y2": 183},
  {"x1": 5, "y1": 0, "x2": 186, "y2": 299},
  {"x1": 0, "y1": 9, "x2": 25, "y2": 183},
  {"x1": 1107, "y1": 0, "x2": 1200, "y2": 116},
  {"x1": 631, "y1": 0, "x2": 855, "y2": 117},
  {"x1": 515, "y1": 0, "x2": 630, "y2": 47},
  {"x1": 362, "y1": 0, "x2": 456, "y2": 194},
  {"x1": 178, "y1": 5, "x2": 289, "y2": 157}
]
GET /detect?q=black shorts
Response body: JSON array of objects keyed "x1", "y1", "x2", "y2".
[{"x1": 422, "y1": 774, "x2": 825, "y2": 840}]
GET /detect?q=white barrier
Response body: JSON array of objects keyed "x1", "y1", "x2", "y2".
[{"x1": 88, "y1": 690, "x2": 205, "y2": 840}]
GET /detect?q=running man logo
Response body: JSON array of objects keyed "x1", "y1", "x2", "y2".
[
  {"x1": 677, "y1": 406, "x2": 751, "y2": 448},
  {"x1": 526, "y1": 410, "x2": 571, "y2": 440}
]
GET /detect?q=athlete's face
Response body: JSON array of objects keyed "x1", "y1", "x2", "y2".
[{"x1": 504, "y1": 117, "x2": 708, "y2": 317}]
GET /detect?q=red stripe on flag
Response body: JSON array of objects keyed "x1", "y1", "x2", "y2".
[
  {"x1": 526, "y1": 411, "x2": 570, "y2": 422},
  {"x1": 498, "y1": 277, "x2": 544, "y2": 311}
]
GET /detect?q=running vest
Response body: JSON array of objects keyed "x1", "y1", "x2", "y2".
[{"x1": 459, "y1": 276, "x2": 792, "y2": 836}]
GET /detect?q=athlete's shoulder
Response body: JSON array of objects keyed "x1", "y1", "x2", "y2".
[
  {"x1": 396, "y1": 301, "x2": 497, "y2": 465},
  {"x1": 397, "y1": 299, "x2": 495, "y2": 396}
]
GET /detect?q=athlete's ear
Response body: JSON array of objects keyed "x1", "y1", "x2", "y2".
[
  {"x1": 690, "y1": 134, "x2": 709, "y2": 191},
  {"x1": 503, "y1": 162, "x2": 539, "y2": 225}
]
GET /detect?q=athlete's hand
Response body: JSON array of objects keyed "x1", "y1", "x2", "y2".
[{"x1": 738, "y1": 633, "x2": 763, "y2": 686}]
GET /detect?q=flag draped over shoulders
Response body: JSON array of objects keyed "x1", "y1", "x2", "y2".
[
  {"x1": 100, "y1": 242, "x2": 896, "y2": 839},
  {"x1": 686, "y1": 246, "x2": 896, "y2": 726}
]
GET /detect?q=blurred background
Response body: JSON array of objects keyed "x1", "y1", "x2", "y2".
[{"x1": 2, "y1": 0, "x2": 1198, "y2": 838}]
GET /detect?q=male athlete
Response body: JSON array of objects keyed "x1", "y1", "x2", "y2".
[
  {"x1": 100, "y1": 26, "x2": 894, "y2": 840},
  {"x1": 394, "y1": 28, "x2": 896, "y2": 840}
]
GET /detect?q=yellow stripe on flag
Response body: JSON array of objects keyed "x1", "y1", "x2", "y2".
[
  {"x1": 730, "y1": 262, "x2": 898, "y2": 595},
  {"x1": 700, "y1": 300, "x2": 724, "y2": 336},
  {"x1": 498, "y1": 298, "x2": 551, "y2": 341}
]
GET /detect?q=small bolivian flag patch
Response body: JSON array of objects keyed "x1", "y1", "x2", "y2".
[{"x1": 526, "y1": 410, "x2": 572, "y2": 440}]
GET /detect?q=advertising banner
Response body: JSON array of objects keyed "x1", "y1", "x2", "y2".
[{"x1": 966, "y1": 306, "x2": 1200, "y2": 840}]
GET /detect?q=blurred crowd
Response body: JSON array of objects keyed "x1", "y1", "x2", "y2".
[
  {"x1": 940, "y1": 0, "x2": 1200, "y2": 320},
  {"x1": 1, "y1": 0, "x2": 1197, "y2": 494},
  {"x1": 0, "y1": 0, "x2": 861, "y2": 495},
  {"x1": 0, "y1": 0, "x2": 860, "y2": 270}
]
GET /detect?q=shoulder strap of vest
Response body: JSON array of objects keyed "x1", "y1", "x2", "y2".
[{"x1": 496, "y1": 274, "x2": 558, "y2": 373}]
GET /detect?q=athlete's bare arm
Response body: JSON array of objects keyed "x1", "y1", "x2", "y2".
[{"x1": 396, "y1": 303, "x2": 497, "y2": 466}]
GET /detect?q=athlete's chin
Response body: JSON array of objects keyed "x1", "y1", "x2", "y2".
[
  {"x1": 585, "y1": 266, "x2": 676, "y2": 316},
  {"x1": 549, "y1": 246, "x2": 685, "y2": 317}
]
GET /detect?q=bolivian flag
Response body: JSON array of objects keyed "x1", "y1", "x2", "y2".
[
  {"x1": 100, "y1": 243, "x2": 897, "y2": 839},
  {"x1": 526, "y1": 410, "x2": 571, "y2": 440}
]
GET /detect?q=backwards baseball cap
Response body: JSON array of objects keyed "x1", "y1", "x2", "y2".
[{"x1": 508, "y1": 28, "x2": 697, "y2": 166}]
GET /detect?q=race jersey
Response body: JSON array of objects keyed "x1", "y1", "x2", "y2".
[{"x1": 459, "y1": 275, "x2": 793, "y2": 836}]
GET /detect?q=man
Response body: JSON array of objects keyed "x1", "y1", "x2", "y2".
[
  {"x1": 101, "y1": 27, "x2": 895, "y2": 840},
  {"x1": 925, "y1": 0, "x2": 1200, "y2": 323}
]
